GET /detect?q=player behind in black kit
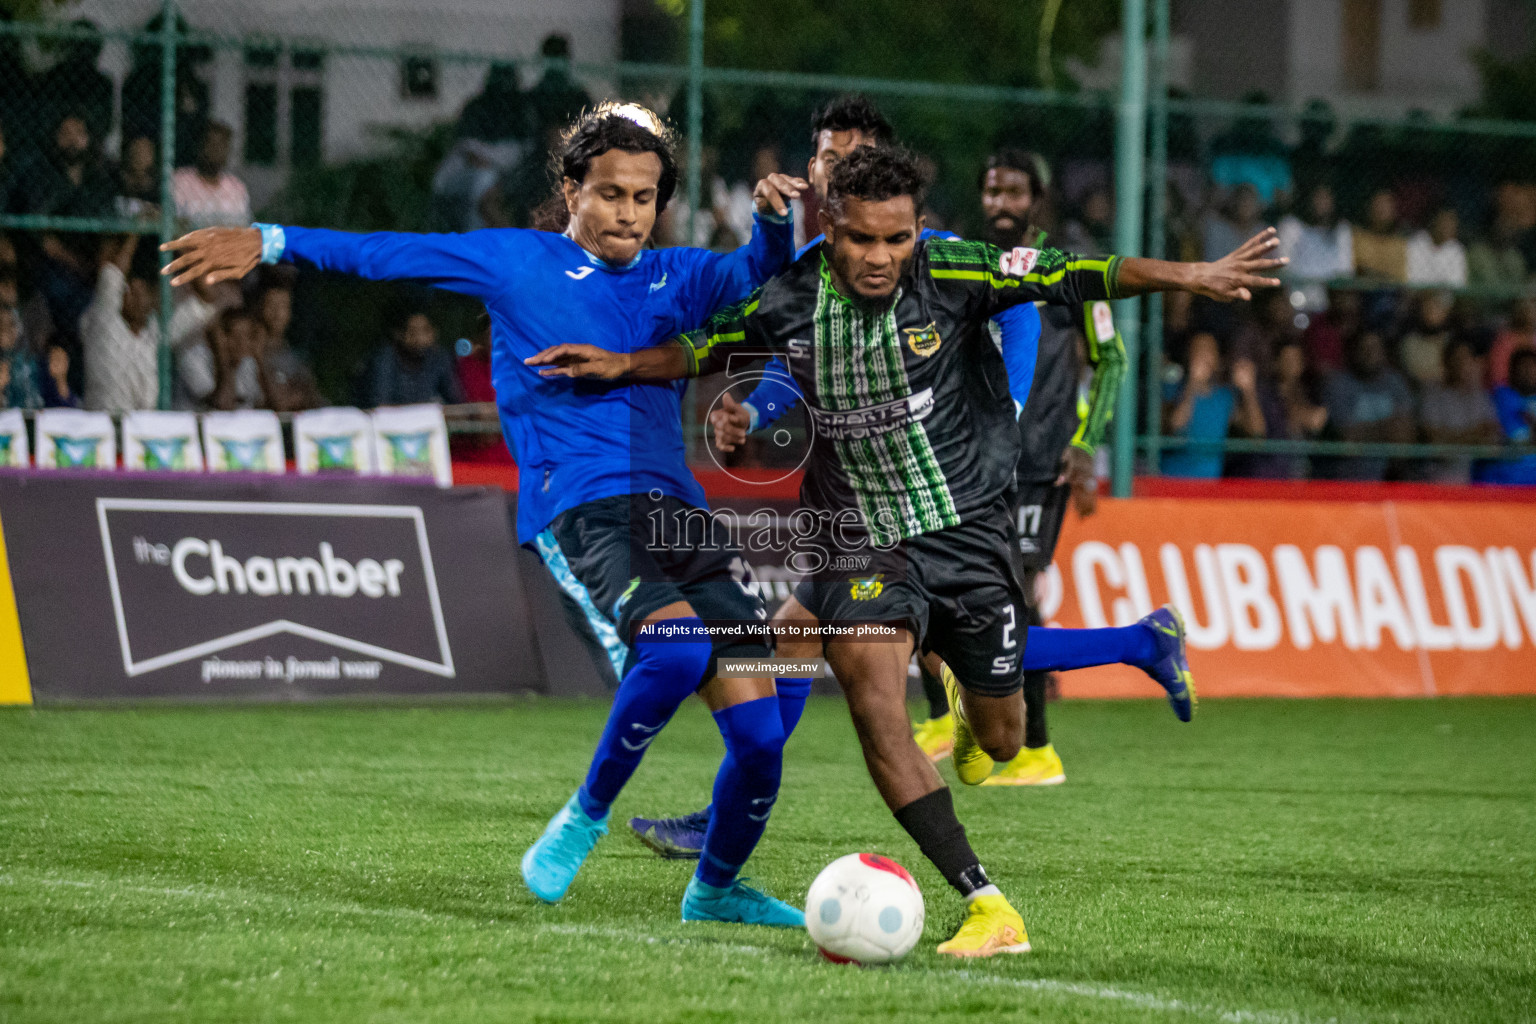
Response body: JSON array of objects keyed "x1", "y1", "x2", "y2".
[
  {"x1": 910, "y1": 147, "x2": 1127, "y2": 786},
  {"x1": 527, "y1": 146, "x2": 1284, "y2": 955}
]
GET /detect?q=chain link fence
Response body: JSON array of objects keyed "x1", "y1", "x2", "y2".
[{"x1": 0, "y1": 1, "x2": 1532, "y2": 484}]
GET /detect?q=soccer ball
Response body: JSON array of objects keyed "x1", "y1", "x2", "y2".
[{"x1": 805, "y1": 853, "x2": 925, "y2": 964}]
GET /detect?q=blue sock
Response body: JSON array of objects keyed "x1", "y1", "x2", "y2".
[
  {"x1": 1022, "y1": 624, "x2": 1158, "y2": 673},
  {"x1": 696, "y1": 696, "x2": 785, "y2": 889},
  {"x1": 775, "y1": 676, "x2": 813, "y2": 737},
  {"x1": 575, "y1": 617, "x2": 713, "y2": 820}
]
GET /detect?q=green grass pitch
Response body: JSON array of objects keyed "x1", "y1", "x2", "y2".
[{"x1": 2, "y1": 697, "x2": 1533, "y2": 1023}]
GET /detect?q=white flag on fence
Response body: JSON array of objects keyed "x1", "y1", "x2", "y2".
[
  {"x1": 0, "y1": 408, "x2": 28, "y2": 468},
  {"x1": 202, "y1": 410, "x2": 286, "y2": 474},
  {"x1": 293, "y1": 407, "x2": 377, "y2": 476},
  {"x1": 372, "y1": 404, "x2": 452, "y2": 487},
  {"x1": 34, "y1": 408, "x2": 115, "y2": 470},
  {"x1": 122, "y1": 410, "x2": 204, "y2": 472}
]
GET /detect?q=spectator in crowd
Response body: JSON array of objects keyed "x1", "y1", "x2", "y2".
[
  {"x1": 114, "y1": 135, "x2": 159, "y2": 216},
  {"x1": 172, "y1": 122, "x2": 251, "y2": 229},
  {"x1": 1274, "y1": 339, "x2": 1328, "y2": 442},
  {"x1": 1467, "y1": 208, "x2": 1527, "y2": 289},
  {"x1": 37, "y1": 20, "x2": 112, "y2": 144},
  {"x1": 80, "y1": 235, "x2": 159, "y2": 412},
  {"x1": 1397, "y1": 290, "x2": 1455, "y2": 388},
  {"x1": 365, "y1": 307, "x2": 464, "y2": 408},
  {"x1": 1061, "y1": 186, "x2": 1113, "y2": 256},
  {"x1": 1418, "y1": 339, "x2": 1500, "y2": 484},
  {"x1": 1276, "y1": 182, "x2": 1352, "y2": 313},
  {"x1": 1202, "y1": 183, "x2": 1265, "y2": 265},
  {"x1": 253, "y1": 274, "x2": 324, "y2": 411},
  {"x1": 1232, "y1": 287, "x2": 1299, "y2": 368},
  {"x1": 459, "y1": 62, "x2": 530, "y2": 145},
  {"x1": 525, "y1": 35, "x2": 591, "y2": 144},
  {"x1": 1289, "y1": 99, "x2": 1336, "y2": 191},
  {"x1": 1405, "y1": 206, "x2": 1468, "y2": 287},
  {"x1": 13, "y1": 110, "x2": 115, "y2": 335},
  {"x1": 1208, "y1": 94, "x2": 1292, "y2": 206},
  {"x1": 0, "y1": 303, "x2": 39, "y2": 409},
  {"x1": 39, "y1": 343, "x2": 77, "y2": 407},
  {"x1": 1488, "y1": 298, "x2": 1536, "y2": 388},
  {"x1": 1479, "y1": 348, "x2": 1536, "y2": 485},
  {"x1": 181, "y1": 308, "x2": 267, "y2": 412},
  {"x1": 1352, "y1": 189, "x2": 1408, "y2": 282},
  {"x1": 1301, "y1": 287, "x2": 1361, "y2": 372},
  {"x1": 1161, "y1": 332, "x2": 1265, "y2": 479},
  {"x1": 120, "y1": 10, "x2": 210, "y2": 167},
  {"x1": 1318, "y1": 329, "x2": 1415, "y2": 480},
  {"x1": 456, "y1": 311, "x2": 495, "y2": 405}
]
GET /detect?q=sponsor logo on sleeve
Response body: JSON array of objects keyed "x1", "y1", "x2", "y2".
[
  {"x1": 999, "y1": 247, "x2": 1040, "y2": 278},
  {"x1": 1091, "y1": 301, "x2": 1115, "y2": 342}
]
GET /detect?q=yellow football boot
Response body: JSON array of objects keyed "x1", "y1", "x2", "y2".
[
  {"x1": 912, "y1": 713, "x2": 955, "y2": 763},
  {"x1": 981, "y1": 742, "x2": 1066, "y2": 787},
  {"x1": 936, "y1": 893, "x2": 1032, "y2": 957},
  {"x1": 941, "y1": 665, "x2": 992, "y2": 785}
]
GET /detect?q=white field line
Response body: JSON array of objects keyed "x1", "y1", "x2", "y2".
[{"x1": 0, "y1": 873, "x2": 1335, "y2": 1024}]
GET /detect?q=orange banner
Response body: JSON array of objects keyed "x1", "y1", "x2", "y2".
[{"x1": 1044, "y1": 497, "x2": 1536, "y2": 698}]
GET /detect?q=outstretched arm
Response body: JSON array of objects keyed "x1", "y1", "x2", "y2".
[
  {"x1": 1112, "y1": 228, "x2": 1286, "y2": 301},
  {"x1": 162, "y1": 224, "x2": 515, "y2": 299},
  {"x1": 681, "y1": 175, "x2": 806, "y2": 321}
]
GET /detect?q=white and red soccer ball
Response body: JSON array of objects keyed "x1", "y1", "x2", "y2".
[{"x1": 805, "y1": 853, "x2": 925, "y2": 964}]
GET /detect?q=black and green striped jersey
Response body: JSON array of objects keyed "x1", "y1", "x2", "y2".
[
  {"x1": 678, "y1": 237, "x2": 1122, "y2": 545},
  {"x1": 1008, "y1": 228, "x2": 1127, "y2": 483}
]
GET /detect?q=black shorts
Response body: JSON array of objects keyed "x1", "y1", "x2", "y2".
[
  {"x1": 1010, "y1": 478, "x2": 1071, "y2": 574},
  {"x1": 536, "y1": 493, "x2": 770, "y2": 671},
  {"x1": 800, "y1": 500, "x2": 1027, "y2": 697}
]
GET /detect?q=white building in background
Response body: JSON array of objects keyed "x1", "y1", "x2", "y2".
[{"x1": 63, "y1": 0, "x2": 621, "y2": 206}]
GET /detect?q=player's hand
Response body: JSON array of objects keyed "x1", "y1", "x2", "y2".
[
  {"x1": 524, "y1": 343, "x2": 631, "y2": 380},
  {"x1": 753, "y1": 173, "x2": 809, "y2": 218},
  {"x1": 1058, "y1": 444, "x2": 1098, "y2": 518},
  {"x1": 1187, "y1": 227, "x2": 1286, "y2": 302},
  {"x1": 711, "y1": 392, "x2": 753, "y2": 452},
  {"x1": 160, "y1": 227, "x2": 262, "y2": 287}
]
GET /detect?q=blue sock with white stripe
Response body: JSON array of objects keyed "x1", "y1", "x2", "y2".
[
  {"x1": 575, "y1": 618, "x2": 712, "y2": 820},
  {"x1": 696, "y1": 696, "x2": 785, "y2": 888}
]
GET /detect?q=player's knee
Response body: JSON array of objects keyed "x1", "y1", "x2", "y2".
[
  {"x1": 972, "y1": 716, "x2": 1022, "y2": 763},
  {"x1": 633, "y1": 617, "x2": 714, "y2": 690},
  {"x1": 723, "y1": 706, "x2": 786, "y2": 780}
]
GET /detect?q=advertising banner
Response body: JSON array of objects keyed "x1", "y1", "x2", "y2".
[
  {"x1": 1044, "y1": 497, "x2": 1536, "y2": 698},
  {"x1": 0, "y1": 473, "x2": 539, "y2": 701}
]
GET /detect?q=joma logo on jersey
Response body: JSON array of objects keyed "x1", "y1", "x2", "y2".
[
  {"x1": 999, "y1": 246, "x2": 1040, "y2": 278},
  {"x1": 903, "y1": 321, "x2": 943, "y2": 357},
  {"x1": 849, "y1": 574, "x2": 885, "y2": 600}
]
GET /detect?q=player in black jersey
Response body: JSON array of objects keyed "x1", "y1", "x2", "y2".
[
  {"x1": 528, "y1": 147, "x2": 1284, "y2": 956},
  {"x1": 911, "y1": 148, "x2": 1125, "y2": 786}
]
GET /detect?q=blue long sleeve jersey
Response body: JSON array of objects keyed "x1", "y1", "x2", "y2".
[
  {"x1": 271, "y1": 215, "x2": 795, "y2": 542},
  {"x1": 740, "y1": 230, "x2": 1043, "y2": 429}
]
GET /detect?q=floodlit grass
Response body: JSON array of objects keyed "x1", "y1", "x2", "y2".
[{"x1": 1, "y1": 697, "x2": 1532, "y2": 1023}]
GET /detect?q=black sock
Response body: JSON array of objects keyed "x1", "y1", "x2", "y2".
[
  {"x1": 1023, "y1": 671, "x2": 1049, "y2": 749},
  {"x1": 919, "y1": 661, "x2": 949, "y2": 720},
  {"x1": 893, "y1": 788, "x2": 991, "y2": 897}
]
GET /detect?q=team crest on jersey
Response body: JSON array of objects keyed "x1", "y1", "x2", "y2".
[
  {"x1": 903, "y1": 321, "x2": 943, "y2": 357},
  {"x1": 849, "y1": 574, "x2": 885, "y2": 600},
  {"x1": 999, "y1": 246, "x2": 1040, "y2": 278}
]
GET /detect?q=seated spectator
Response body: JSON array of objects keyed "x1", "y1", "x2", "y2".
[
  {"x1": 13, "y1": 111, "x2": 116, "y2": 336},
  {"x1": 172, "y1": 121, "x2": 251, "y2": 229},
  {"x1": 525, "y1": 35, "x2": 592, "y2": 144},
  {"x1": 1302, "y1": 287, "x2": 1361, "y2": 372},
  {"x1": 1418, "y1": 339, "x2": 1499, "y2": 484},
  {"x1": 1274, "y1": 339, "x2": 1329, "y2": 444},
  {"x1": 1223, "y1": 352, "x2": 1288, "y2": 479},
  {"x1": 1317, "y1": 330, "x2": 1415, "y2": 480},
  {"x1": 1467, "y1": 210, "x2": 1527, "y2": 290},
  {"x1": 253, "y1": 274, "x2": 325, "y2": 411},
  {"x1": 1061, "y1": 187, "x2": 1114, "y2": 256},
  {"x1": 178, "y1": 308, "x2": 264, "y2": 411},
  {"x1": 114, "y1": 134, "x2": 159, "y2": 217},
  {"x1": 1405, "y1": 207, "x2": 1468, "y2": 287},
  {"x1": 1160, "y1": 332, "x2": 1265, "y2": 478},
  {"x1": 365, "y1": 307, "x2": 465, "y2": 407},
  {"x1": 1479, "y1": 349, "x2": 1536, "y2": 485},
  {"x1": 39, "y1": 343, "x2": 78, "y2": 408},
  {"x1": 1488, "y1": 298, "x2": 1536, "y2": 388},
  {"x1": 1202, "y1": 183, "x2": 1265, "y2": 264},
  {"x1": 1277, "y1": 183, "x2": 1352, "y2": 312},
  {"x1": 0, "y1": 303, "x2": 39, "y2": 409},
  {"x1": 81, "y1": 235, "x2": 159, "y2": 412},
  {"x1": 1352, "y1": 190, "x2": 1408, "y2": 282},
  {"x1": 1208, "y1": 97, "x2": 1292, "y2": 206},
  {"x1": 37, "y1": 20, "x2": 112, "y2": 145},
  {"x1": 1231, "y1": 288, "x2": 1299, "y2": 368},
  {"x1": 1397, "y1": 290, "x2": 1455, "y2": 388}
]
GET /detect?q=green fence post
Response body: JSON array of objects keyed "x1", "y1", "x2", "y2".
[
  {"x1": 1111, "y1": 0, "x2": 1147, "y2": 498},
  {"x1": 156, "y1": 0, "x2": 178, "y2": 411},
  {"x1": 686, "y1": 0, "x2": 704, "y2": 246},
  {"x1": 1142, "y1": 0, "x2": 1169, "y2": 475}
]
